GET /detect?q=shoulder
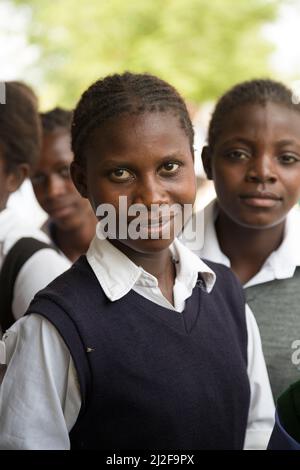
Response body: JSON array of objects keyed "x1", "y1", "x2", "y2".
[
  {"x1": 10, "y1": 244, "x2": 70, "y2": 320},
  {"x1": 27, "y1": 256, "x2": 98, "y2": 310},
  {"x1": 1, "y1": 213, "x2": 51, "y2": 256},
  {"x1": 15, "y1": 246, "x2": 71, "y2": 302},
  {"x1": 19, "y1": 245, "x2": 71, "y2": 276},
  {"x1": 3, "y1": 313, "x2": 70, "y2": 365}
]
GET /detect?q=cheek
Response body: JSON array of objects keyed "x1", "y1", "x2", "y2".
[
  {"x1": 283, "y1": 177, "x2": 300, "y2": 204},
  {"x1": 66, "y1": 179, "x2": 82, "y2": 198},
  {"x1": 32, "y1": 186, "x2": 44, "y2": 200},
  {"x1": 213, "y1": 165, "x2": 242, "y2": 193},
  {"x1": 88, "y1": 179, "x2": 120, "y2": 208},
  {"x1": 178, "y1": 168, "x2": 197, "y2": 202},
  {"x1": 184, "y1": 179, "x2": 197, "y2": 203}
]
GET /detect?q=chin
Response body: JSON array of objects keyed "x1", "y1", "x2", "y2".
[
  {"x1": 233, "y1": 214, "x2": 285, "y2": 230},
  {"x1": 54, "y1": 215, "x2": 78, "y2": 231},
  {"x1": 118, "y1": 237, "x2": 174, "y2": 254}
]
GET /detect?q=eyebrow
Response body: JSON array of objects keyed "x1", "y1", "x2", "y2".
[
  {"x1": 100, "y1": 153, "x2": 185, "y2": 168},
  {"x1": 219, "y1": 137, "x2": 300, "y2": 148},
  {"x1": 274, "y1": 139, "x2": 299, "y2": 146},
  {"x1": 218, "y1": 137, "x2": 254, "y2": 147}
]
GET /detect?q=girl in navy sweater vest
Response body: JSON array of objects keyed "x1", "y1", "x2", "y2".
[{"x1": 0, "y1": 72, "x2": 274, "y2": 450}]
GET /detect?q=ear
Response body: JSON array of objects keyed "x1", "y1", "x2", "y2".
[
  {"x1": 201, "y1": 145, "x2": 213, "y2": 180},
  {"x1": 70, "y1": 161, "x2": 88, "y2": 198},
  {"x1": 7, "y1": 163, "x2": 29, "y2": 193}
]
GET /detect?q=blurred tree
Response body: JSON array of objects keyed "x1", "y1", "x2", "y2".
[{"x1": 12, "y1": 0, "x2": 281, "y2": 108}]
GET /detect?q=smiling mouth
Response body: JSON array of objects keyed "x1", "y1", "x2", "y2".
[
  {"x1": 126, "y1": 214, "x2": 177, "y2": 239},
  {"x1": 138, "y1": 215, "x2": 175, "y2": 228}
]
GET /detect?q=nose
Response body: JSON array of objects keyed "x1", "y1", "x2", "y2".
[
  {"x1": 45, "y1": 174, "x2": 66, "y2": 200},
  {"x1": 133, "y1": 175, "x2": 169, "y2": 209},
  {"x1": 245, "y1": 154, "x2": 277, "y2": 185}
]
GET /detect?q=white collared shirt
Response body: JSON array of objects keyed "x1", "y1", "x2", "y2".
[
  {"x1": 195, "y1": 200, "x2": 300, "y2": 287},
  {"x1": 0, "y1": 207, "x2": 71, "y2": 324},
  {"x1": 0, "y1": 236, "x2": 275, "y2": 450}
]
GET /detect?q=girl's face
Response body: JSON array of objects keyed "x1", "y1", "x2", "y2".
[
  {"x1": 73, "y1": 111, "x2": 196, "y2": 254},
  {"x1": 203, "y1": 102, "x2": 300, "y2": 229},
  {"x1": 32, "y1": 131, "x2": 93, "y2": 230}
]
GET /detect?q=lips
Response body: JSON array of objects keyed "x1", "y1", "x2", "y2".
[
  {"x1": 138, "y1": 215, "x2": 175, "y2": 228},
  {"x1": 239, "y1": 191, "x2": 282, "y2": 208},
  {"x1": 240, "y1": 191, "x2": 282, "y2": 200},
  {"x1": 47, "y1": 204, "x2": 74, "y2": 218},
  {"x1": 125, "y1": 213, "x2": 177, "y2": 239}
]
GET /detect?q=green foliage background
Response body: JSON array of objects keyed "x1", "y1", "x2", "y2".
[{"x1": 13, "y1": 0, "x2": 282, "y2": 108}]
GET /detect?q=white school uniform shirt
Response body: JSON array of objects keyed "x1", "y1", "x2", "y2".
[
  {"x1": 195, "y1": 200, "x2": 300, "y2": 288},
  {"x1": 0, "y1": 207, "x2": 71, "y2": 324},
  {"x1": 0, "y1": 236, "x2": 275, "y2": 450}
]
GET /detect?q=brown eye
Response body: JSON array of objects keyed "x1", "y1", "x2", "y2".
[
  {"x1": 110, "y1": 168, "x2": 133, "y2": 181},
  {"x1": 160, "y1": 162, "x2": 180, "y2": 174},
  {"x1": 226, "y1": 150, "x2": 250, "y2": 161},
  {"x1": 278, "y1": 154, "x2": 300, "y2": 165},
  {"x1": 31, "y1": 174, "x2": 46, "y2": 186},
  {"x1": 58, "y1": 166, "x2": 71, "y2": 179}
]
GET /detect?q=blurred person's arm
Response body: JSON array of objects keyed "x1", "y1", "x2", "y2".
[
  {"x1": 0, "y1": 314, "x2": 80, "y2": 449},
  {"x1": 12, "y1": 249, "x2": 71, "y2": 320},
  {"x1": 244, "y1": 305, "x2": 275, "y2": 449}
]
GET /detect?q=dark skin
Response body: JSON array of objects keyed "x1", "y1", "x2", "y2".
[
  {"x1": 71, "y1": 112, "x2": 196, "y2": 305},
  {"x1": 32, "y1": 130, "x2": 97, "y2": 262},
  {"x1": 203, "y1": 102, "x2": 300, "y2": 284},
  {"x1": 51, "y1": 220, "x2": 95, "y2": 262},
  {"x1": 214, "y1": 212, "x2": 284, "y2": 283}
]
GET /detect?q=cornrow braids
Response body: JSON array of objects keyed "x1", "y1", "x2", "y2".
[
  {"x1": 40, "y1": 107, "x2": 73, "y2": 133},
  {"x1": 71, "y1": 72, "x2": 194, "y2": 165},
  {"x1": 208, "y1": 79, "x2": 300, "y2": 150},
  {"x1": 0, "y1": 81, "x2": 41, "y2": 173}
]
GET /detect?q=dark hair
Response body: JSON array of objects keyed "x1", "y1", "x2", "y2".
[
  {"x1": 40, "y1": 107, "x2": 73, "y2": 133},
  {"x1": 71, "y1": 71, "x2": 194, "y2": 165},
  {"x1": 10, "y1": 81, "x2": 38, "y2": 107},
  {"x1": 0, "y1": 81, "x2": 41, "y2": 173},
  {"x1": 208, "y1": 79, "x2": 299, "y2": 149}
]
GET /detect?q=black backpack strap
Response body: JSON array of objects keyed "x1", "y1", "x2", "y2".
[{"x1": 0, "y1": 237, "x2": 53, "y2": 332}]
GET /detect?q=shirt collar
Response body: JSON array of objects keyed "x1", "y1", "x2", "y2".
[
  {"x1": 86, "y1": 235, "x2": 216, "y2": 302},
  {"x1": 198, "y1": 200, "x2": 231, "y2": 267},
  {"x1": 247, "y1": 206, "x2": 300, "y2": 285},
  {"x1": 199, "y1": 199, "x2": 300, "y2": 286},
  {"x1": 171, "y1": 238, "x2": 216, "y2": 293}
]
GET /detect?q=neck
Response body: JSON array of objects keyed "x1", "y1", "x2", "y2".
[
  {"x1": 110, "y1": 240, "x2": 176, "y2": 305},
  {"x1": 215, "y1": 209, "x2": 285, "y2": 284},
  {"x1": 54, "y1": 213, "x2": 97, "y2": 262}
]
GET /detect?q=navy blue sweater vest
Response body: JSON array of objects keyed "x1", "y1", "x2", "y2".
[{"x1": 27, "y1": 256, "x2": 250, "y2": 449}]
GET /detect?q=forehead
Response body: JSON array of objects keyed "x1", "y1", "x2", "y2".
[
  {"x1": 40, "y1": 130, "x2": 72, "y2": 163},
  {"x1": 85, "y1": 111, "x2": 190, "y2": 159},
  {"x1": 216, "y1": 102, "x2": 300, "y2": 144}
]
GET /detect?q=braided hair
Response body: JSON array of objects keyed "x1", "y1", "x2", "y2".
[
  {"x1": 71, "y1": 72, "x2": 194, "y2": 165},
  {"x1": 208, "y1": 79, "x2": 300, "y2": 150},
  {"x1": 40, "y1": 107, "x2": 73, "y2": 134},
  {"x1": 0, "y1": 81, "x2": 41, "y2": 173}
]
